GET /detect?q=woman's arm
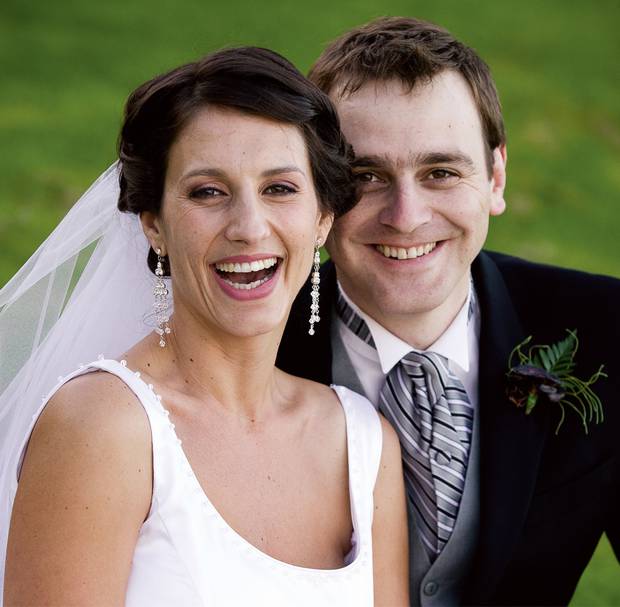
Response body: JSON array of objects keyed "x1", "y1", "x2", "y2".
[
  {"x1": 4, "y1": 373, "x2": 152, "y2": 607},
  {"x1": 372, "y1": 415, "x2": 409, "y2": 606}
]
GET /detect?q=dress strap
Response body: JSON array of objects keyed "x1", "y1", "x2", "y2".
[{"x1": 331, "y1": 385, "x2": 383, "y2": 534}]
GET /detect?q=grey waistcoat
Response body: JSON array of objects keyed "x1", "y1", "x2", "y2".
[{"x1": 331, "y1": 323, "x2": 481, "y2": 607}]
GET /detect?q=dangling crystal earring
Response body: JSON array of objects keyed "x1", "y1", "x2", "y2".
[
  {"x1": 308, "y1": 241, "x2": 321, "y2": 336},
  {"x1": 154, "y1": 248, "x2": 171, "y2": 347}
]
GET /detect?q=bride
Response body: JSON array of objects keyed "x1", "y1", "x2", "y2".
[{"x1": 1, "y1": 47, "x2": 408, "y2": 605}]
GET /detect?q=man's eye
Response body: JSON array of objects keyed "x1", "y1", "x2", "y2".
[
  {"x1": 354, "y1": 172, "x2": 382, "y2": 183},
  {"x1": 263, "y1": 183, "x2": 297, "y2": 195},
  {"x1": 427, "y1": 169, "x2": 458, "y2": 180}
]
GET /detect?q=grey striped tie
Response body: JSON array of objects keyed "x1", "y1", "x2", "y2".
[{"x1": 336, "y1": 292, "x2": 474, "y2": 561}]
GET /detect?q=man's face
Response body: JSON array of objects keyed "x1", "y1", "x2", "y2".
[{"x1": 326, "y1": 71, "x2": 506, "y2": 337}]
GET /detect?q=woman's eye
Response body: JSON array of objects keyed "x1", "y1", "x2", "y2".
[
  {"x1": 263, "y1": 183, "x2": 297, "y2": 195},
  {"x1": 189, "y1": 186, "x2": 224, "y2": 199}
]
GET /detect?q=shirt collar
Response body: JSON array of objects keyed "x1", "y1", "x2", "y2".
[{"x1": 337, "y1": 281, "x2": 473, "y2": 375}]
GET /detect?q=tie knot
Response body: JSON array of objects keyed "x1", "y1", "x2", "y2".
[{"x1": 400, "y1": 350, "x2": 448, "y2": 376}]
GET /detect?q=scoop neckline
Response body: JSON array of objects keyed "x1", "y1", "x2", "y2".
[{"x1": 103, "y1": 358, "x2": 366, "y2": 576}]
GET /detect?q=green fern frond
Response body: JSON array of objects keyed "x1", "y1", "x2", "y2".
[{"x1": 506, "y1": 330, "x2": 606, "y2": 435}]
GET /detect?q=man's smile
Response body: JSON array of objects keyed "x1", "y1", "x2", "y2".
[{"x1": 375, "y1": 242, "x2": 437, "y2": 260}]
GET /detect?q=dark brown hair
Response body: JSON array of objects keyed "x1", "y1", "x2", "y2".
[
  {"x1": 309, "y1": 17, "x2": 505, "y2": 171},
  {"x1": 118, "y1": 46, "x2": 357, "y2": 273}
]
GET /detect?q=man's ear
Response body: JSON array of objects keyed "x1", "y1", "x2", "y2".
[
  {"x1": 140, "y1": 211, "x2": 167, "y2": 255},
  {"x1": 316, "y1": 211, "x2": 334, "y2": 248},
  {"x1": 490, "y1": 144, "x2": 507, "y2": 217}
]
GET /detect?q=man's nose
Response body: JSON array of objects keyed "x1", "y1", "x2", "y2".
[
  {"x1": 224, "y1": 190, "x2": 271, "y2": 244},
  {"x1": 378, "y1": 178, "x2": 432, "y2": 233}
]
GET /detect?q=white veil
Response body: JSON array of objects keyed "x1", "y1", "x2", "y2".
[{"x1": 0, "y1": 162, "x2": 162, "y2": 590}]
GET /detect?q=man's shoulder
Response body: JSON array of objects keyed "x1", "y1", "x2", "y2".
[
  {"x1": 483, "y1": 250, "x2": 620, "y2": 288},
  {"x1": 484, "y1": 250, "x2": 620, "y2": 293},
  {"x1": 478, "y1": 250, "x2": 619, "y2": 372}
]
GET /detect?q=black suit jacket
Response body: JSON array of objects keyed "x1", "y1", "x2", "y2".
[{"x1": 277, "y1": 251, "x2": 620, "y2": 606}]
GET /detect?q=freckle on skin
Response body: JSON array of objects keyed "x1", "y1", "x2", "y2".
[{"x1": 189, "y1": 358, "x2": 194, "y2": 363}]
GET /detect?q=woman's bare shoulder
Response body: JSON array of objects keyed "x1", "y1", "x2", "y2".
[
  {"x1": 20, "y1": 370, "x2": 154, "y2": 512},
  {"x1": 35, "y1": 369, "x2": 151, "y2": 449}
]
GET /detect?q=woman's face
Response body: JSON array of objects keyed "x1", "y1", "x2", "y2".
[{"x1": 142, "y1": 106, "x2": 332, "y2": 338}]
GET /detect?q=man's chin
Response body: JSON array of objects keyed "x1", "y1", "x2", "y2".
[
  {"x1": 374, "y1": 297, "x2": 448, "y2": 320},
  {"x1": 358, "y1": 273, "x2": 462, "y2": 316}
]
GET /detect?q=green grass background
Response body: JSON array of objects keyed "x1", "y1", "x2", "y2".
[{"x1": 1, "y1": 0, "x2": 618, "y2": 603}]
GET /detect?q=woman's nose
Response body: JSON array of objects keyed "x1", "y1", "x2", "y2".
[{"x1": 224, "y1": 191, "x2": 271, "y2": 244}]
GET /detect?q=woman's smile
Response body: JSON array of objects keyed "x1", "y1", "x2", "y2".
[{"x1": 212, "y1": 254, "x2": 283, "y2": 300}]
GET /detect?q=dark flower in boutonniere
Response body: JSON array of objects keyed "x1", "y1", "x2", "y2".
[{"x1": 506, "y1": 329, "x2": 606, "y2": 434}]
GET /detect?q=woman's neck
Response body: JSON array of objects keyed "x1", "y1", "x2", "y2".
[{"x1": 150, "y1": 302, "x2": 286, "y2": 421}]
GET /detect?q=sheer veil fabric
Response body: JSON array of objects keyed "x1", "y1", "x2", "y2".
[{"x1": 0, "y1": 163, "x2": 165, "y2": 591}]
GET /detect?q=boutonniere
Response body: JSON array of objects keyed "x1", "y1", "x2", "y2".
[{"x1": 506, "y1": 329, "x2": 606, "y2": 434}]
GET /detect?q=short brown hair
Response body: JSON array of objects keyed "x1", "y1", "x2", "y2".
[
  {"x1": 118, "y1": 47, "x2": 358, "y2": 274},
  {"x1": 309, "y1": 17, "x2": 505, "y2": 170}
]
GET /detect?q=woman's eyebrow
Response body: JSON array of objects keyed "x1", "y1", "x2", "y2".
[
  {"x1": 181, "y1": 166, "x2": 306, "y2": 180},
  {"x1": 182, "y1": 168, "x2": 226, "y2": 180},
  {"x1": 260, "y1": 166, "x2": 306, "y2": 178}
]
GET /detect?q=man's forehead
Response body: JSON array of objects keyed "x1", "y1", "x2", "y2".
[
  {"x1": 331, "y1": 71, "x2": 486, "y2": 160},
  {"x1": 331, "y1": 70, "x2": 467, "y2": 104}
]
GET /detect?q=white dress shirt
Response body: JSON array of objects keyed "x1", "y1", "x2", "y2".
[{"x1": 335, "y1": 281, "x2": 480, "y2": 410}]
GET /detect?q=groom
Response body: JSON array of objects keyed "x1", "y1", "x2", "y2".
[{"x1": 278, "y1": 17, "x2": 620, "y2": 606}]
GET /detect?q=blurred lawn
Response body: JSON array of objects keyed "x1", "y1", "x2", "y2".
[{"x1": 1, "y1": 0, "x2": 618, "y2": 603}]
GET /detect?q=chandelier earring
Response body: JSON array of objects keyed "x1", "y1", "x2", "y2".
[
  {"x1": 308, "y1": 240, "x2": 322, "y2": 336},
  {"x1": 154, "y1": 248, "x2": 171, "y2": 347}
]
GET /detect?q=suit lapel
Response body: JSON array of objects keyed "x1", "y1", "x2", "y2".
[
  {"x1": 465, "y1": 252, "x2": 550, "y2": 603},
  {"x1": 330, "y1": 322, "x2": 366, "y2": 396}
]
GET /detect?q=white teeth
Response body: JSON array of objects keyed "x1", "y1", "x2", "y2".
[
  {"x1": 376, "y1": 242, "x2": 437, "y2": 260},
  {"x1": 215, "y1": 257, "x2": 278, "y2": 273},
  {"x1": 223, "y1": 275, "x2": 272, "y2": 290}
]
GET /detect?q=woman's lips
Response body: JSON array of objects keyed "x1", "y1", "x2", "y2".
[{"x1": 212, "y1": 257, "x2": 282, "y2": 301}]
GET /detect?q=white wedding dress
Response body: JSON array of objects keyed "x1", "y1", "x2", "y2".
[{"x1": 15, "y1": 358, "x2": 382, "y2": 606}]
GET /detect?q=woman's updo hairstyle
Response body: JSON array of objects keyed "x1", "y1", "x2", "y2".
[{"x1": 118, "y1": 46, "x2": 358, "y2": 274}]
